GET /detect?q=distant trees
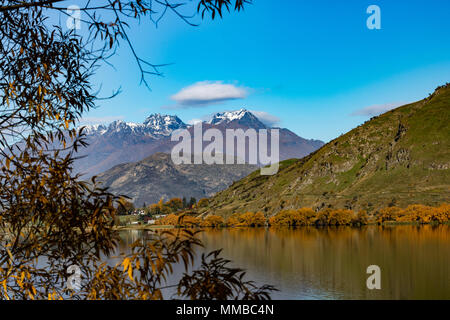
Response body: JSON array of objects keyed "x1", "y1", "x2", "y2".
[
  {"x1": 146, "y1": 198, "x2": 171, "y2": 215},
  {"x1": 189, "y1": 197, "x2": 197, "y2": 209},
  {"x1": 226, "y1": 212, "x2": 266, "y2": 227},
  {"x1": 165, "y1": 198, "x2": 184, "y2": 212},
  {"x1": 268, "y1": 208, "x2": 315, "y2": 227},
  {"x1": 201, "y1": 215, "x2": 225, "y2": 227},
  {"x1": 376, "y1": 203, "x2": 449, "y2": 224},
  {"x1": 154, "y1": 214, "x2": 201, "y2": 228},
  {"x1": 327, "y1": 209, "x2": 354, "y2": 226},
  {"x1": 266, "y1": 204, "x2": 449, "y2": 227},
  {"x1": 377, "y1": 207, "x2": 402, "y2": 223},
  {"x1": 150, "y1": 203, "x2": 449, "y2": 230},
  {"x1": 148, "y1": 203, "x2": 162, "y2": 215},
  {"x1": 154, "y1": 214, "x2": 179, "y2": 226},
  {"x1": 146, "y1": 197, "x2": 199, "y2": 216},
  {"x1": 117, "y1": 198, "x2": 135, "y2": 215},
  {"x1": 143, "y1": 196, "x2": 217, "y2": 216},
  {"x1": 197, "y1": 198, "x2": 210, "y2": 208},
  {"x1": 353, "y1": 210, "x2": 369, "y2": 226}
]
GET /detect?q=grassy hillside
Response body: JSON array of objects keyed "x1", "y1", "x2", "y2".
[{"x1": 206, "y1": 84, "x2": 450, "y2": 216}]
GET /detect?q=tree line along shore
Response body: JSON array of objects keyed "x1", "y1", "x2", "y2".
[{"x1": 115, "y1": 198, "x2": 450, "y2": 229}]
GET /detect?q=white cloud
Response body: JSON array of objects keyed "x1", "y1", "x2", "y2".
[
  {"x1": 170, "y1": 81, "x2": 248, "y2": 108},
  {"x1": 351, "y1": 102, "x2": 405, "y2": 117},
  {"x1": 250, "y1": 110, "x2": 280, "y2": 127}
]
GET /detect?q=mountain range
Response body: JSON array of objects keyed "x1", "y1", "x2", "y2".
[
  {"x1": 76, "y1": 109, "x2": 324, "y2": 177},
  {"x1": 204, "y1": 84, "x2": 450, "y2": 216}
]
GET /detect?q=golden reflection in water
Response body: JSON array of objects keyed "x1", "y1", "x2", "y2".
[
  {"x1": 197, "y1": 225, "x2": 450, "y2": 299},
  {"x1": 117, "y1": 225, "x2": 450, "y2": 300}
]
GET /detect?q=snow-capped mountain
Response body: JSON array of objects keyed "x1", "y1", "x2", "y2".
[
  {"x1": 83, "y1": 124, "x2": 108, "y2": 135},
  {"x1": 82, "y1": 114, "x2": 186, "y2": 138},
  {"x1": 73, "y1": 109, "x2": 324, "y2": 177},
  {"x1": 142, "y1": 114, "x2": 186, "y2": 135},
  {"x1": 208, "y1": 108, "x2": 266, "y2": 128}
]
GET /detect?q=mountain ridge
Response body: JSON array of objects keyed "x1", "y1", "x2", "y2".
[
  {"x1": 204, "y1": 84, "x2": 450, "y2": 216},
  {"x1": 75, "y1": 109, "x2": 324, "y2": 177},
  {"x1": 82, "y1": 114, "x2": 187, "y2": 137},
  {"x1": 96, "y1": 152, "x2": 258, "y2": 206},
  {"x1": 208, "y1": 108, "x2": 266, "y2": 128}
]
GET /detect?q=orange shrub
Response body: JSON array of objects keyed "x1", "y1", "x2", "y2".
[
  {"x1": 201, "y1": 215, "x2": 225, "y2": 227},
  {"x1": 154, "y1": 213, "x2": 178, "y2": 226},
  {"x1": 154, "y1": 213, "x2": 200, "y2": 227},
  {"x1": 396, "y1": 204, "x2": 432, "y2": 223},
  {"x1": 177, "y1": 215, "x2": 201, "y2": 228},
  {"x1": 165, "y1": 198, "x2": 184, "y2": 212},
  {"x1": 377, "y1": 207, "x2": 403, "y2": 223},
  {"x1": 268, "y1": 210, "x2": 289, "y2": 227},
  {"x1": 239, "y1": 212, "x2": 266, "y2": 227},
  {"x1": 268, "y1": 209, "x2": 308, "y2": 227},
  {"x1": 314, "y1": 208, "x2": 332, "y2": 226},
  {"x1": 148, "y1": 203, "x2": 162, "y2": 215},
  {"x1": 297, "y1": 208, "x2": 316, "y2": 225},
  {"x1": 328, "y1": 209, "x2": 354, "y2": 226},
  {"x1": 431, "y1": 203, "x2": 450, "y2": 223},
  {"x1": 352, "y1": 210, "x2": 369, "y2": 226},
  {"x1": 376, "y1": 204, "x2": 450, "y2": 224},
  {"x1": 226, "y1": 212, "x2": 266, "y2": 227},
  {"x1": 226, "y1": 214, "x2": 240, "y2": 227}
]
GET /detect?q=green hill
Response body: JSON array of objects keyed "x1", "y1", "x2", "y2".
[{"x1": 206, "y1": 84, "x2": 450, "y2": 216}]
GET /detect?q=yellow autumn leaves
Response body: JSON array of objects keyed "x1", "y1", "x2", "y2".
[
  {"x1": 122, "y1": 257, "x2": 134, "y2": 282},
  {"x1": 154, "y1": 203, "x2": 450, "y2": 228}
]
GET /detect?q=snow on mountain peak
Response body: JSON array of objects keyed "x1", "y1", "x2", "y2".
[
  {"x1": 143, "y1": 114, "x2": 187, "y2": 135},
  {"x1": 82, "y1": 109, "x2": 271, "y2": 138},
  {"x1": 82, "y1": 114, "x2": 186, "y2": 137},
  {"x1": 82, "y1": 123, "x2": 108, "y2": 135},
  {"x1": 208, "y1": 108, "x2": 265, "y2": 127}
]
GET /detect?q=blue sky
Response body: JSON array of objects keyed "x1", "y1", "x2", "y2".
[{"x1": 81, "y1": 0, "x2": 450, "y2": 142}]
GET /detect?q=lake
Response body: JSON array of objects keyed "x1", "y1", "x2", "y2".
[{"x1": 117, "y1": 225, "x2": 450, "y2": 300}]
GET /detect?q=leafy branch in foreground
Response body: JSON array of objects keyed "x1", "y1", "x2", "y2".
[
  {"x1": 0, "y1": 0, "x2": 252, "y2": 89},
  {"x1": 0, "y1": 0, "x2": 274, "y2": 300},
  {"x1": 83, "y1": 228, "x2": 276, "y2": 300},
  {"x1": 178, "y1": 249, "x2": 277, "y2": 300}
]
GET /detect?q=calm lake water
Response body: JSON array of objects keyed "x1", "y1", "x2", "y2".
[{"x1": 117, "y1": 225, "x2": 450, "y2": 300}]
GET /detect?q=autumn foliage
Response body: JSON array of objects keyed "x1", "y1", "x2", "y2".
[
  {"x1": 154, "y1": 213, "x2": 179, "y2": 226},
  {"x1": 268, "y1": 204, "x2": 448, "y2": 227},
  {"x1": 201, "y1": 215, "x2": 225, "y2": 227},
  {"x1": 268, "y1": 208, "x2": 316, "y2": 227},
  {"x1": 197, "y1": 198, "x2": 210, "y2": 208},
  {"x1": 226, "y1": 212, "x2": 266, "y2": 227},
  {"x1": 377, "y1": 203, "x2": 449, "y2": 224},
  {"x1": 268, "y1": 208, "x2": 359, "y2": 227},
  {"x1": 153, "y1": 203, "x2": 449, "y2": 229},
  {"x1": 0, "y1": 0, "x2": 274, "y2": 301}
]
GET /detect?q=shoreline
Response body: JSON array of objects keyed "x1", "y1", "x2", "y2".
[{"x1": 114, "y1": 220, "x2": 450, "y2": 231}]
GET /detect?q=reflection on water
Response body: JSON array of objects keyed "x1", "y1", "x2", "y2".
[{"x1": 116, "y1": 225, "x2": 450, "y2": 300}]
